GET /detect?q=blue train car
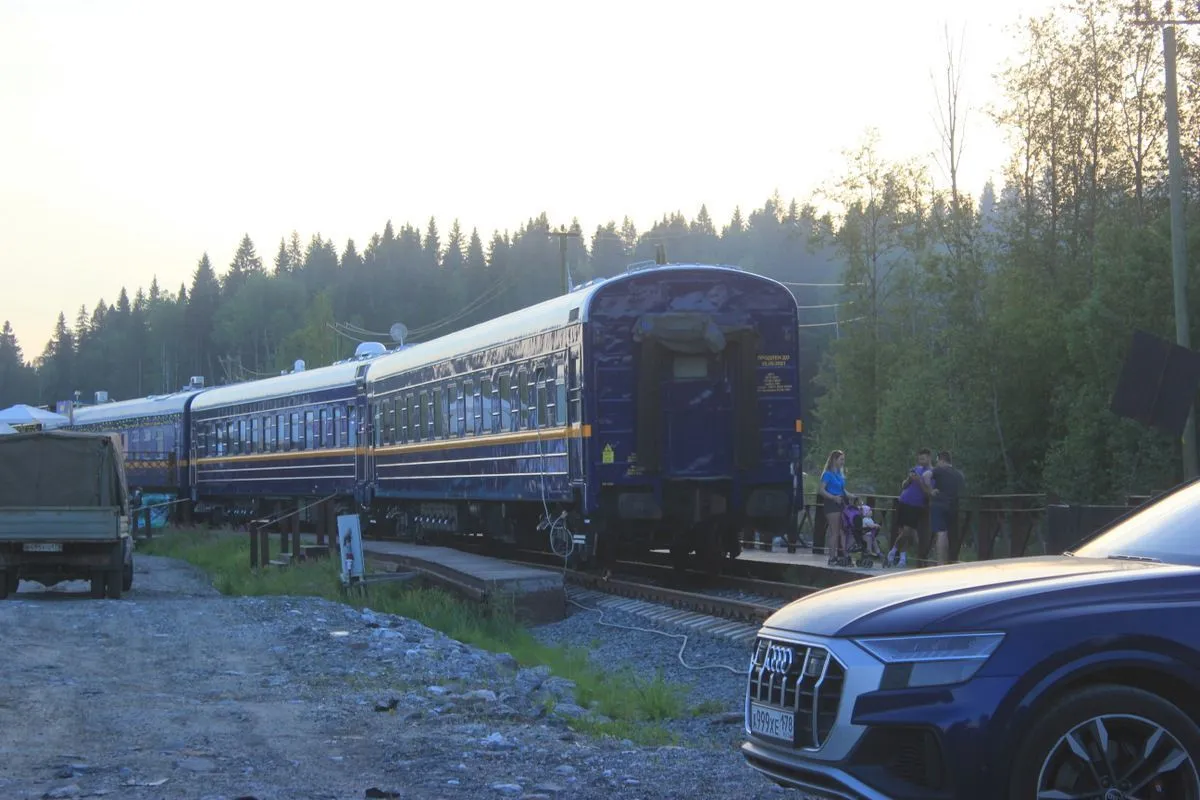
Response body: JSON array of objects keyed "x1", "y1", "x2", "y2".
[
  {"x1": 189, "y1": 356, "x2": 374, "y2": 521},
  {"x1": 362, "y1": 263, "x2": 802, "y2": 571},
  {"x1": 67, "y1": 387, "x2": 207, "y2": 499}
]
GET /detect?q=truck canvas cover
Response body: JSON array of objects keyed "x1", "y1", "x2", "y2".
[{"x1": 0, "y1": 430, "x2": 129, "y2": 512}]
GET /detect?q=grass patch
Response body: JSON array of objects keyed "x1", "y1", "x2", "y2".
[{"x1": 142, "y1": 528, "x2": 692, "y2": 745}]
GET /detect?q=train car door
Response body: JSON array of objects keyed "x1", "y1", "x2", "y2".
[
  {"x1": 659, "y1": 350, "x2": 735, "y2": 478},
  {"x1": 353, "y1": 364, "x2": 372, "y2": 506}
]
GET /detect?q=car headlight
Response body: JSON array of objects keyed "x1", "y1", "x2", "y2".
[{"x1": 854, "y1": 632, "x2": 1005, "y2": 689}]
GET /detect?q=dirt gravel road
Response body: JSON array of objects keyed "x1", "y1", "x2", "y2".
[{"x1": 0, "y1": 555, "x2": 797, "y2": 800}]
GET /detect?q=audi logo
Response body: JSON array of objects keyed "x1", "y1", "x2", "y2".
[{"x1": 763, "y1": 643, "x2": 794, "y2": 674}]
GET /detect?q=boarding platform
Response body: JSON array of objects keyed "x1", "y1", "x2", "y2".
[
  {"x1": 738, "y1": 547, "x2": 895, "y2": 577},
  {"x1": 361, "y1": 541, "x2": 566, "y2": 623}
]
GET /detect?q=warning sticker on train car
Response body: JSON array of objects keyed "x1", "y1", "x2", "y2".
[{"x1": 602, "y1": 444, "x2": 614, "y2": 464}]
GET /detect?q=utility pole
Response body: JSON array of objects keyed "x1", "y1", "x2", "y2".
[
  {"x1": 1134, "y1": 1, "x2": 1200, "y2": 479},
  {"x1": 550, "y1": 226, "x2": 581, "y2": 295}
]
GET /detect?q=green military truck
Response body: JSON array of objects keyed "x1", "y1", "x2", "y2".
[{"x1": 0, "y1": 430, "x2": 134, "y2": 599}]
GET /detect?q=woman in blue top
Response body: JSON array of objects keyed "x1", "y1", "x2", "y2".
[{"x1": 820, "y1": 450, "x2": 850, "y2": 557}]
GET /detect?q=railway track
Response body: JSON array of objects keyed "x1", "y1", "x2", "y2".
[{"x1": 463, "y1": 546, "x2": 814, "y2": 625}]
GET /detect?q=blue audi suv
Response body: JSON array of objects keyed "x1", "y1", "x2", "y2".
[{"x1": 742, "y1": 481, "x2": 1200, "y2": 799}]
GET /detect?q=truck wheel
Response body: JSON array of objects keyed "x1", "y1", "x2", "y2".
[
  {"x1": 1010, "y1": 683, "x2": 1200, "y2": 799},
  {"x1": 104, "y1": 570, "x2": 122, "y2": 599},
  {"x1": 122, "y1": 560, "x2": 133, "y2": 592},
  {"x1": 90, "y1": 570, "x2": 106, "y2": 599}
]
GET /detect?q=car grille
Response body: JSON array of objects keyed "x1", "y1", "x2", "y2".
[{"x1": 747, "y1": 636, "x2": 846, "y2": 749}]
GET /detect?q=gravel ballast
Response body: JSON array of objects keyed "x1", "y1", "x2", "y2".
[{"x1": 0, "y1": 555, "x2": 811, "y2": 799}]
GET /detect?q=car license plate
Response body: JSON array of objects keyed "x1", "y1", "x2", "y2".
[
  {"x1": 23, "y1": 543, "x2": 62, "y2": 553},
  {"x1": 749, "y1": 703, "x2": 795, "y2": 741}
]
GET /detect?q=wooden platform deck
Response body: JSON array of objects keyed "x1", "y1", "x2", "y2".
[
  {"x1": 736, "y1": 546, "x2": 904, "y2": 578},
  {"x1": 361, "y1": 540, "x2": 565, "y2": 622}
]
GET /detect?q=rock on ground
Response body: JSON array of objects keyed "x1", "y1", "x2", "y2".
[{"x1": 0, "y1": 554, "x2": 809, "y2": 799}]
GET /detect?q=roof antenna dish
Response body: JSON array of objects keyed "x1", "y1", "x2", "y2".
[{"x1": 389, "y1": 323, "x2": 408, "y2": 345}]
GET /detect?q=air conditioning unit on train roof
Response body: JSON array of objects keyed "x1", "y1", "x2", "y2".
[
  {"x1": 95, "y1": 390, "x2": 108, "y2": 404},
  {"x1": 188, "y1": 376, "x2": 205, "y2": 390},
  {"x1": 354, "y1": 342, "x2": 387, "y2": 359}
]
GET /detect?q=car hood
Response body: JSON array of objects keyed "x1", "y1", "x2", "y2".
[{"x1": 759, "y1": 556, "x2": 1197, "y2": 638}]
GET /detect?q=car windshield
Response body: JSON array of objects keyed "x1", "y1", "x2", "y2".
[{"x1": 1071, "y1": 481, "x2": 1200, "y2": 566}]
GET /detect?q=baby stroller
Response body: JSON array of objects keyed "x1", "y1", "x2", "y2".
[{"x1": 828, "y1": 500, "x2": 887, "y2": 568}]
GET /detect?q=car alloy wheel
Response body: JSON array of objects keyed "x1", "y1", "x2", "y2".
[{"x1": 1037, "y1": 713, "x2": 1200, "y2": 799}]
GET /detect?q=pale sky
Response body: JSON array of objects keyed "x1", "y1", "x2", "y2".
[{"x1": 1, "y1": 0, "x2": 1060, "y2": 357}]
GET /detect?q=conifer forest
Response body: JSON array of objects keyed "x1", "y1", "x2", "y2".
[{"x1": 4, "y1": 0, "x2": 1200, "y2": 503}]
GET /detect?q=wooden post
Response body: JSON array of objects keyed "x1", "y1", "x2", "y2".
[
  {"x1": 249, "y1": 522, "x2": 259, "y2": 569},
  {"x1": 259, "y1": 523, "x2": 270, "y2": 568},
  {"x1": 280, "y1": 510, "x2": 291, "y2": 554},
  {"x1": 812, "y1": 504, "x2": 827, "y2": 555},
  {"x1": 326, "y1": 502, "x2": 338, "y2": 549},
  {"x1": 291, "y1": 500, "x2": 302, "y2": 560}
]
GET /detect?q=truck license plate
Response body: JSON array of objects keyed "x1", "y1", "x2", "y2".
[
  {"x1": 749, "y1": 703, "x2": 795, "y2": 741},
  {"x1": 23, "y1": 543, "x2": 62, "y2": 553}
]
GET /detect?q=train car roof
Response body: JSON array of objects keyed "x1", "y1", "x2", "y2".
[
  {"x1": 190, "y1": 360, "x2": 364, "y2": 412},
  {"x1": 365, "y1": 263, "x2": 763, "y2": 384},
  {"x1": 69, "y1": 389, "x2": 206, "y2": 425}
]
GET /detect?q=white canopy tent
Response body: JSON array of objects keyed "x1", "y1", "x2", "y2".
[{"x1": 0, "y1": 404, "x2": 70, "y2": 431}]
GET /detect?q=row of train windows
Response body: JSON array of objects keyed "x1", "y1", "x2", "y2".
[
  {"x1": 371, "y1": 365, "x2": 574, "y2": 447},
  {"x1": 121, "y1": 426, "x2": 167, "y2": 455},
  {"x1": 196, "y1": 364, "x2": 578, "y2": 457},
  {"x1": 199, "y1": 405, "x2": 359, "y2": 457}
]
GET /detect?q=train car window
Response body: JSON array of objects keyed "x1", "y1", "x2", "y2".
[
  {"x1": 318, "y1": 409, "x2": 327, "y2": 448},
  {"x1": 265, "y1": 416, "x2": 274, "y2": 452},
  {"x1": 372, "y1": 403, "x2": 382, "y2": 447},
  {"x1": 459, "y1": 383, "x2": 469, "y2": 437},
  {"x1": 157, "y1": 427, "x2": 165, "y2": 457},
  {"x1": 434, "y1": 388, "x2": 446, "y2": 439},
  {"x1": 383, "y1": 400, "x2": 394, "y2": 446},
  {"x1": 465, "y1": 380, "x2": 477, "y2": 436},
  {"x1": 278, "y1": 414, "x2": 287, "y2": 452},
  {"x1": 555, "y1": 367, "x2": 568, "y2": 426},
  {"x1": 445, "y1": 384, "x2": 458, "y2": 437},
  {"x1": 480, "y1": 377, "x2": 493, "y2": 434},
  {"x1": 217, "y1": 423, "x2": 227, "y2": 456},
  {"x1": 304, "y1": 411, "x2": 315, "y2": 450},
  {"x1": 250, "y1": 418, "x2": 260, "y2": 454},
  {"x1": 409, "y1": 395, "x2": 420, "y2": 441},
  {"x1": 673, "y1": 355, "x2": 708, "y2": 379},
  {"x1": 518, "y1": 369, "x2": 533, "y2": 429},
  {"x1": 333, "y1": 407, "x2": 343, "y2": 448},
  {"x1": 348, "y1": 405, "x2": 358, "y2": 447},
  {"x1": 419, "y1": 391, "x2": 429, "y2": 439},
  {"x1": 290, "y1": 412, "x2": 301, "y2": 450},
  {"x1": 500, "y1": 373, "x2": 514, "y2": 431},
  {"x1": 536, "y1": 369, "x2": 549, "y2": 428},
  {"x1": 397, "y1": 399, "x2": 407, "y2": 443}
]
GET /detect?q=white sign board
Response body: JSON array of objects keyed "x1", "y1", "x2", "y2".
[{"x1": 336, "y1": 513, "x2": 366, "y2": 585}]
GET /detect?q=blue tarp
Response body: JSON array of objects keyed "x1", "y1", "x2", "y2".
[{"x1": 139, "y1": 493, "x2": 173, "y2": 528}]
